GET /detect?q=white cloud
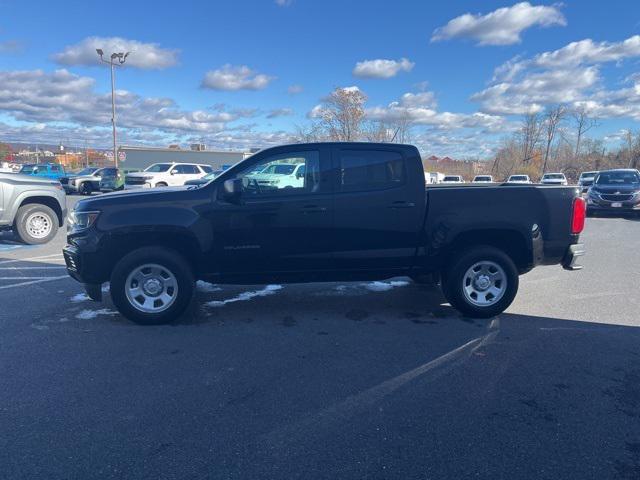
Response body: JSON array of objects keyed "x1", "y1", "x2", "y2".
[
  {"x1": 366, "y1": 90, "x2": 508, "y2": 132},
  {"x1": 473, "y1": 35, "x2": 640, "y2": 116},
  {"x1": 287, "y1": 84, "x2": 303, "y2": 95},
  {"x1": 201, "y1": 64, "x2": 275, "y2": 91},
  {"x1": 0, "y1": 40, "x2": 24, "y2": 53},
  {"x1": 431, "y1": 2, "x2": 566, "y2": 46},
  {"x1": 52, "y1": 36, "x2": 179, "y2": 69},
  {"x1": 266, "y1": 108, "x2": 293, "y2": 118},
  {"x1": 275, "y1": 0, "x2": 293, "y2": 6},
  {"x1": 353, "y1": 58, "x2": 415, "y2": 79}
]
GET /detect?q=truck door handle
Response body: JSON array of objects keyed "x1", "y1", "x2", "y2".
[
  {"x1": 300, "y1": 205, "x2": 327, "y2": 213},
  {"x1": 388, "y1": 201, "x2": 416, "y2": 209}
]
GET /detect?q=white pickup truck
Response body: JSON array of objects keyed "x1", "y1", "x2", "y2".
[{"x1": 245, "y1": 162, "x2": 306, "y2": 190}]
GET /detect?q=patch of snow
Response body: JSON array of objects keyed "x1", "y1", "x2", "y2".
[
  {"x1": 75, "y1": 309, "x2": 119, "y2": 320},
  {"x1": 205, "y1": 285, "x2": 283, "y2": 307},
  {"x1": 363, "y1": 280, "x2": 410, "y2": 292},
  {"x1": 197, "y1": 280, "x2": 222, "y2": 293},
  {"x1": 70, "y1": 292, "x2": 89, "y2": 302}
]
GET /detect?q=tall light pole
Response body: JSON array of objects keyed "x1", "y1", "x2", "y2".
[{"x1": 96, "y1": 48, "x2": 129, "y2": 167}]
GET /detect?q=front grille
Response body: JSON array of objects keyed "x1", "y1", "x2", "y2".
[
  {"x1": 601, "y1": 193, "x2": 633, "y2": 202},
  {"x1": 125, "y1": 176, "x2": 146, "y2": 185}
]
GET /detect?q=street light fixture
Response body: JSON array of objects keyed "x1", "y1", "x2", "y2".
[{"x1": 97, "y1": 48, "x2": 130, "y2": 167}]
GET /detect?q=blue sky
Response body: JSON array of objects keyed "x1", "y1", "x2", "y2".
[{"x1": 1, "y1": 0, "x2": 639, "y2": 157}]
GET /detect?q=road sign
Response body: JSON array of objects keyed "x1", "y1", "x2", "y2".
[
  {"x1": 118, "y1": 151, "x2": 126, "y2": 162},
  {"x1": 105, "y1": 151, "x2": 114, "y2": 159}
]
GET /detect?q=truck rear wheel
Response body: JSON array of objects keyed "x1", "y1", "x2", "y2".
[
  {"x1": 110, "y1": 247, "x2": 195, "y2": 325},
  {"x1": 442, "y1": 246, "x2": 518, "y2": 319},
  {"x1": 14, "y1": 204, "x2": 59, "y2": 245}
]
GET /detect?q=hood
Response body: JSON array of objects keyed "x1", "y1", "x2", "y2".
[
  {"x1": 592, "y1": 183, "x2": 640, "y2": 193},
  {"x1": 0, "y1": 172, "x2": 61, "y2": 187},
  {"x1": 75, "y1": 185, "x2": 191, "y2": 211}
]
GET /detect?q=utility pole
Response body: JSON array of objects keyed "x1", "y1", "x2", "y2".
[{"x1": 96, "y1": 49, "x2": 130, "y2": 168}]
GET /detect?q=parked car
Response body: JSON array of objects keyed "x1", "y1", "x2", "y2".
[
  {"x1": 541, "y1": 173, "x2": 568, "y2": 185},
  {"x1": 64, "y1": 142, "x2": 586, "y2": 325},
  {"x1": 506, "y1": 174, "x2": 532, "y2": 184},
  {"x1": 578, "y1": 171, "x2": 599, "y2": 194},
  {"x1": 184, "y1": 170, "x2": 224, "y2": 186},
  {"x1": 60, "y1": 167, "x2": 106, "y2": 195},
  {"x1": 19, "y1": 163, "x2": 66, "y2": 181},
  {"x1": 472, "y1": 175, "x2": 493, "y2": 183},
  {"x1": 124, "y1": 163, "x2": 211, "y2": 189},
  {"x1": 0, "y1": 172, "x2": 66, "y2": 244},
  {"x1": 99, "y1": 168, "x2": 140, "y2": 192},
  {"x1": 586, "y1": 169, "x2": 640, "y2": 215},
  {"x1": 245, "y1": 162, "x2": 306, "y2": 190},
  {"x1": 441, "y1": 175, "x2": 465, "y2": 183}
]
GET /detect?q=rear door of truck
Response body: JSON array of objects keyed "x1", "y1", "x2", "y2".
[{"x1": 330, "y1": 144, "x2": 425, "y2": 271}]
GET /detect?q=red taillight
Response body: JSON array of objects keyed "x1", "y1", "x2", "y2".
[{"x1": 571, "y1": 197, "x2": 586, "y2": 234}]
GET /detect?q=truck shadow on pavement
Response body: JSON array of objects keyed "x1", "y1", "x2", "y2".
[{"x1": 3, "y1": 259, "x2": 640, "y2": 480}]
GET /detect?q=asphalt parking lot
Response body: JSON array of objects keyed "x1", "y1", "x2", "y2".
[{"x1": 0, "y1": 196, "x2": 639, "y2": 480}]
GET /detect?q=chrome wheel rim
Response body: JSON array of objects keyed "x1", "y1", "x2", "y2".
[
  {"x1": 25, "y1": 212, "x2": 52, "y2": 239},
  {"x1": 125, "y1": 263, "x2": 178, "y2": 313},
  {"x1": 462, "y1": 261, "x2": 506, "y2": 307}
]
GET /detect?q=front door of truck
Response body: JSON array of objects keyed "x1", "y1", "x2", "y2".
[
  {"x1": 207, "y1": 146, "x2": 334, "y2": 275},
  {"x1": 330, "y1": 146, "x2": 423, "y2": 271}
]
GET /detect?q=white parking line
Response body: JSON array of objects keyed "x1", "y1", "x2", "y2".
[
  {"x1": 0, "y1": 277, "x2": 61, "y2": 280},
  {"x1": 0, "y1": 266, "x2": 67, "y2": 270},
  {"x1": 0, "y1": 254, "x2": 63, "y2": 265},
  {"x1": 0, "y1": 276, "x2": 69, "y2": 290}
]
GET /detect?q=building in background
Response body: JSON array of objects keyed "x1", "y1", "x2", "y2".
[{"x1": 117, "y1": 145, "x2": 252, "y2": 171}]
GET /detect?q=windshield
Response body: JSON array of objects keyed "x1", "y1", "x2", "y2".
[
  {"x1": 595, "y1": 171, "x2": 640, "y2": 185},
  {"x1": 580, "y1": 171, "x2": 597, "y2": 178},
  {"x1": 19, "y1": 164, "x2": 37, "y2": 173},
  {"x1": 510, "y1": 176, "x2": 528, "y2": 181},
  {"x1": 543, "y1": 174, "x2": 564, "y2": 179},
  {"x1": 145, "y1": 164, "x2": 172, "y2": 173},
  {"x1": 260, "y1": 164, "x2": 297, "y2": 175},
  {"x1": 101, "y1": 168, "x2": 118, "y2": 176},
  {"x1": 443, "y1": 176, "x2": 460, "y2": 181},
  {"x1": 75, "y1": 168, "x2": 97, "y2": 176},
  {"x1": 474, "y1": 176, "x2": 491, "y2": 181}
]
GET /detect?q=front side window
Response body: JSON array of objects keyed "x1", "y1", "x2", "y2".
[
  {"x1": 201, "y1": 165, "x2": 213, "y2": 173},
  {"x1": 232, "y1": 150, "x2": 320, "y2": 197},
  {"x1": 145, "y1": 164, "x2": 172, "y2": 173},
  {"x1": 338, "y1": 150, "x2": 405, "y2": 192}
]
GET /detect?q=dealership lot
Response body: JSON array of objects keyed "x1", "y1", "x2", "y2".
[{"x1": 0, "y1": 196, "x2": 639, "y2": 479}]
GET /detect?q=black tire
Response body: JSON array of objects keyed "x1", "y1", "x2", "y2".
[
  {"x1": 155, "y1": 182, "x2": 168, "y2": 187},
  {"x1": 110, "y1": 247, "x2": 195, "y2": 325},
  {"x1": 80, "y1": 182, "x2": 92, "y2": 195},
  {"x1": 441, "y1": 246, "x2": 518, "y2": 319},
  {"x1": 14, "y1": 204, "x2": 59, "y2": 245}
]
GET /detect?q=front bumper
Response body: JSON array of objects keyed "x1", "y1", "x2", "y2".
[
  {"x1": 587, "y1": 197, "x2": 640, "y2": 212},
  {"x1": 124, "y1": 183, "x2": 152, "y2": 190},
  {"x1": 562, "y1": 243, "x2": 585, "y2": 271}
]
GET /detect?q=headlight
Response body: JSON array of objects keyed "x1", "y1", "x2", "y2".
[{"x1": 67, "y1": 210, "x2": 100, "y2": 230}]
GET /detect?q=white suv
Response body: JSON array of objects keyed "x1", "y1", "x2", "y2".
[
  {"x1": 541, "y1": 172, "x2": 568, "y2": 185},
  {"x1": 124, "y1": 163, "x2": 211, "y2": 189}
]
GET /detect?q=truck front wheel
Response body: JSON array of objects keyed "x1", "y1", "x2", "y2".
[
  {"x1": 442, "y1": 246, "x2": 518, "y2": 319},
  {"x1": 110, "y1": 247, "x2": 195, "y2": 325},
  {"x1": 14, "y1": 204, "x2": 59, "y2": 244}
]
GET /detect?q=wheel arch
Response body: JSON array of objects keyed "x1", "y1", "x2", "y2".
[
  {"x1": 17, "y1": 195, "x2": 64, "y2": 227},
  {"x1": 446, "y1": 228, "x2": 532, "y2": 273}
]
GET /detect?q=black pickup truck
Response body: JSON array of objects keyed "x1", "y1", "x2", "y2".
[{"x1": 64, "y1": 142, "x2": 586, "y2": 324}]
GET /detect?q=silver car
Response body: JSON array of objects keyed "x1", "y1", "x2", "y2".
[{"x1": 0, "y1": 173, "x2": 67, "y2": 244}]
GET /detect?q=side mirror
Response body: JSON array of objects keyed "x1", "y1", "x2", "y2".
[
  {"x1": 170, "y1": 170, "x2": 176, "y2": 175},
  {"x1": 296, "y1": 170, "x2": 304, "y2": 179},
  {"x1": 222, "y1": 178, "x2": 243, "y2": 204}
]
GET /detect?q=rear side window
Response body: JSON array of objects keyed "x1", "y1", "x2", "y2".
[
  {"x1": 338, "y1": 150, "x2": 405, "y2": 192},
  {"x1": 172, "y1": 164, "x2": 199, "y2": 174}
]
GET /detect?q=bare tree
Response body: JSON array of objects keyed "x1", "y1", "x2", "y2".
[
  {"x1": 518, "y1": 111, "x2": 543, "y2": 165},
  {"x1": 542, "y1": 104, "x2": 566, "y2": 174},
  {"x1": 572, "y1": 105, "x2": 599, "y2": 158},
  {"x1": 315, "y1": 87, "x2": 367, "y2": 141}
]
